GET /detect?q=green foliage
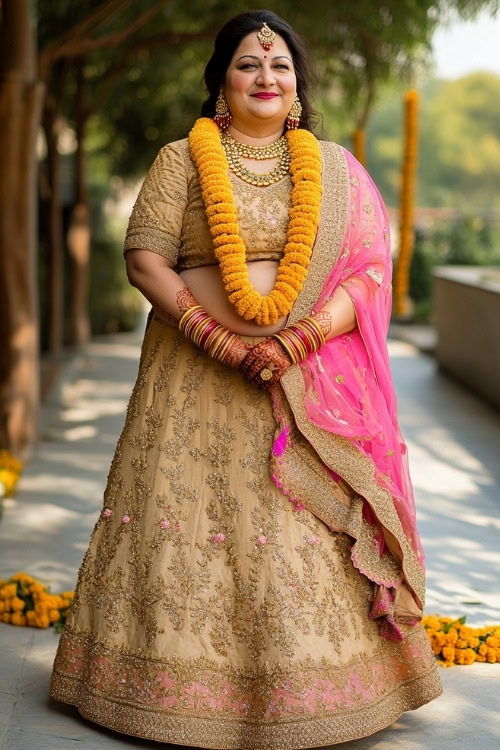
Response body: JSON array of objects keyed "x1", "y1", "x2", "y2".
[
  {"x1": 88, "y1": 238, "x2": 143, "y2": 335},
  {"x1": 87, "y1": 182, "x2": 143, "y2": 335},
  {"x1": 408, "y1": 215, "x2": 500, "y2": 323},
  {"x1": 367, "y1": 72, "x2": 500, "y2": 209}
]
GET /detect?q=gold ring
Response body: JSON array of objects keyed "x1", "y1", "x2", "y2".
[{"x1": 260, "y1": 368, "x2": 273, "y2": 381}]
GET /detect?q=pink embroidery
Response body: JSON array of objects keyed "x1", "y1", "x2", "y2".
[
  {"x1": 160, "y1": 519, "x2": 170, "y2": 529},
  {"x1": 256, "y1": 534, "x2": 267, "y2": 545},
  {"x1": 211, "y1": 532, "x2": 225, "y2": 543},
  {"x1": 121, "y1": 514, "x2": 130, "y2": 524},
  {"x1": 305, "y1": 536, "x2": 321, "y2": 546},
  {"x1": 102, "y1": 508, "x2": 112, "y2": 518}
]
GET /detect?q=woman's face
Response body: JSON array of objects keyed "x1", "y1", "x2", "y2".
[{"x1": 224, "y1": 31, "x2": 296, "y2": 133}]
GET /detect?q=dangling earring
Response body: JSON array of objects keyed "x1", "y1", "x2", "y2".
[
  {"x1": 213, "y1": 85, "x2": 232, "y2": 131},
  {"x1": 285, "y1": 94, "x2": 302, "y2": 130}
]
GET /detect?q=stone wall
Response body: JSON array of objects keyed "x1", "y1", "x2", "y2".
[{"x1": 433, "y1": 265, "x2": 500, "y2": 411}]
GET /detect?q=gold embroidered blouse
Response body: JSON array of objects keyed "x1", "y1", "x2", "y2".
[{"x1": 123, "y1": 138, "x2": 292, "y2": 270}]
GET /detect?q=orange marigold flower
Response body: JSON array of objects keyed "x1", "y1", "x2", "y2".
[
  {"x1": 442, "y1": 646, "x2": 455, "y2": 663},
  {"x1": 463, "y1": 648, "x2": 477, "y2": 665},
  {"x1": 486, "y1": 648, "x2": 496, "y2": 663}
]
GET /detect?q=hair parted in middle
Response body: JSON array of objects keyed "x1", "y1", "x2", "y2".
[{"x1": 200, "y1": 9, "x2": 325, "y2": 138}]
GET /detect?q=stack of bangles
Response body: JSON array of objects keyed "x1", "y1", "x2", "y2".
[
  {"x1": 272, "y1": 316, "x2": 325, "y2": 365},
  {"x1": 178, "y1": 305, "x2": 238, "y2": 363}
]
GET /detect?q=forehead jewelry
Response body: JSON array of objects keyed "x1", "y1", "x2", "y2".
[{"x1": 257, "y1": 22, "x2": 275, "y2": 50}]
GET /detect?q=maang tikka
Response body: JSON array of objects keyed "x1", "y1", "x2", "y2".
[
  {"x1": 214, "y1": 85, "x2": 232, "y2": 131},
  {"x1": 257, "y1": 22, "x2": 276, "y2": 50}
]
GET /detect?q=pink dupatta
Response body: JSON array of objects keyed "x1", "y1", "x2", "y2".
[
  {"x1": 272, "y1": 145, "x2": 425, "y2": 640},
  {"x1": 302, "y1": 149, "x2": 424, "y2": 565}
]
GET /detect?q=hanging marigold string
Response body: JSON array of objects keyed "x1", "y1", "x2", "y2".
[
  {"x1": 393, "y1": 89, "x2": 419, "y2": 317},
  {"x1": 188, "y1": 117, "x2": 323, "y2": 326},
  {"x1": 352, "y1": 127, "x2": 366, "y2": 166}
]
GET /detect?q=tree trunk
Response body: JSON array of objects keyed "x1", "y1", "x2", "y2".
[
  {"x1": 42, "y1": 93, "x2": 64, "y2": 353},
  {"x1": 67, "y1": 57, "x2": 91, "y2": 346},
  {"x1": 0, "y1": 0, "x2": 44, "y2": 457}
]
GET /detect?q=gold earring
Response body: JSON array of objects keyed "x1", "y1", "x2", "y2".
[
  {"x1": 285, "y1": 94, "x2": 302, "y2": 130},
  {"x1": 213, "y1": 85, "x2": 232, "y2": 131}
]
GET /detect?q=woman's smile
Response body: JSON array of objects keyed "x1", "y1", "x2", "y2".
[{"x1": 251, "y1": 92, "x2": 279, "y2": 99}]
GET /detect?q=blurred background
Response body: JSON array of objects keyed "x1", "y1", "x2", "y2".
[{"x1": 0, "y1": 0, "x2": 499, "y2": 458}]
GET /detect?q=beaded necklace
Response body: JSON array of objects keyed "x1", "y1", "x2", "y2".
[{"x1": 221, "y1": 132, "x2": 290, "y2": 186}]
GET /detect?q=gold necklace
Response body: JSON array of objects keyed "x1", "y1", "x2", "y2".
[
  {"x1": 221, "y1": 132, "x2": 290, "y2": 186},
  {"x1": 222, "y1": 132, "x2": 287, "y2": 159}
]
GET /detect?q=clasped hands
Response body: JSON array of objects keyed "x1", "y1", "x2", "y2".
[
  {"x1": 237, "y1": 337, "x2": 292, "y2": 389},
  {"x1": 177, "y1": 305, "x2": 325, "y2": 389}
]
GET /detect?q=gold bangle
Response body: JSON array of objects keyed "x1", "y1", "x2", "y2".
[{"x1": 178, "y1": 305, "x2": 203, "y2": 332}]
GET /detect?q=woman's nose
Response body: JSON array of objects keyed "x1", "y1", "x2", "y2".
[{"x1": 256, "y1": 66, "x2": 276, "y2": 86}]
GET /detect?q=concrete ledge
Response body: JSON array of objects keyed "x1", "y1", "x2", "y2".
[{"x1": 433, "y1": 265, "x2": 500, "y2": 411}]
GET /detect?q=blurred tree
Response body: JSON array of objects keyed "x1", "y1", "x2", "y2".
[{"x1": 0, "y1": 0, "x2": 44, "y2": 457}]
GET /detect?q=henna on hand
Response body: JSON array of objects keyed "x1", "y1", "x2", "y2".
[
  {"x1": 311, "y1": 309, "x2": 333, "y2": 337},
  {"x1": 176, "y1": 287, "x2": 198, "y2": 312},
  {"x1": 222, "y1": 337, "x2": 252, "y2": 368},
  {"x1": 239, "y1": 338, "x2": 292, "y2": 388}
]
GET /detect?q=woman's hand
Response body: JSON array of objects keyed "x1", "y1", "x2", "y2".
[
  {"x1": 223, "y1": 337, "x2": 252, "y2": 368},
  {"x1": 239, "y1": 338, "x2": 292, "y2": 388}
]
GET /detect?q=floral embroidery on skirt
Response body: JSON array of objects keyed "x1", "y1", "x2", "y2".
[{"x1": 50, "y1": 319, "x2": 442, "y2": 749}]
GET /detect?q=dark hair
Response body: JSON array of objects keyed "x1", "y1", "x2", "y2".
[{"x1": 200, "y1": 9, "x2": 324, "y2": 137}]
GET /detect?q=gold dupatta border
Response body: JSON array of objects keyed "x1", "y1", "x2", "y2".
[{"x1": 278, "y1": 140, "x2": 426, "y2": 609}]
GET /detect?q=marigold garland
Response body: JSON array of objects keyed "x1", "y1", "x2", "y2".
[
  {"x1": 423, "y1": 614, "x2": 500, "y2": 667},
  {"x1": 393, "y1": 89, "x2": 419, "y2": 317},
  {"x1": 0, "y1": 572, "x2": 74, "y2": 631},
  {"x1": 188, "y1": 117, "x2": 323, "y2": 326}
]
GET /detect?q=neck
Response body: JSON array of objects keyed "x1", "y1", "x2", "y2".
[{"x1": 226, "y1": 121, "x2": 285, "y2": 145}]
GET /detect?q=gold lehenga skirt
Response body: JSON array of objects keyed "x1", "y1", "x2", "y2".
[{"x1": 50, "y1": 316, "x2": 442, "y2": 749}]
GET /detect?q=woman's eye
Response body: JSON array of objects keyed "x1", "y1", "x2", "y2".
[{"x1": 239, "y1": 63, "x2": 289, "y2": 70}]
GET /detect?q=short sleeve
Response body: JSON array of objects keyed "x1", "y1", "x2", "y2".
[{"x1": 123, "y1": 142, "x2": 188, "y2": 265}]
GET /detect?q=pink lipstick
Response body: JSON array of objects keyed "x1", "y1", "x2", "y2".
[{"x1": 251, "y1": 93, "x2": 278, "y2": 99}]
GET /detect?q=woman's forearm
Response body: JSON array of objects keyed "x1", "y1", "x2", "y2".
[
  {"x1": 311, "y1": 284, "x2": 357, "y2": 342},
  {"x1": 126, "y1": 249, "x2": 250, "y2": 367},
  {"x1": 126, "y1": 250, "x2": 197, "y2": 324}
]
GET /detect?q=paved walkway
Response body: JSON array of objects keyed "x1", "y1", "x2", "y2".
[{"x1": 1, "y1": 324, "x2": 499, "y2": 750}]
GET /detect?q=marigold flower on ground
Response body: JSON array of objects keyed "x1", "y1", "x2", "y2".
[
  {"x1": 0, "y1": 573, "x2": 75, "y2": 630},
  {"x1": 423, "y1": 613, "x2": 500, "y2": 666}
]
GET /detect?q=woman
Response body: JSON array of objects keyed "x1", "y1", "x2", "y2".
[{"x1": 50, "y1": 9, "x2": 442, "y2": 748}]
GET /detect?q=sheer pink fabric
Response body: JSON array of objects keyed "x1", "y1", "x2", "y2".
[{"x1": 298, "y1": 149, "x2": 425, "y2": 567}]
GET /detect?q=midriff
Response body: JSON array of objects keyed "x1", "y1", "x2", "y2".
[{"x1": 178, "y1": 259, "x2": 289, "y2": 336}]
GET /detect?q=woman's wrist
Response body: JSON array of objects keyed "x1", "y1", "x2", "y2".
[
  {"x1": 178, "y1": 305, "x2": 248, "y2": 366},
  {"x1": 271, "y1": 315, "x2": 325, "y2": 364}
]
